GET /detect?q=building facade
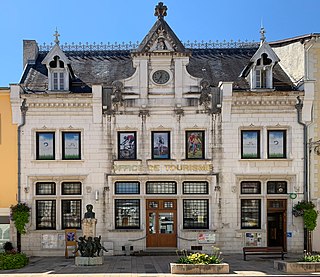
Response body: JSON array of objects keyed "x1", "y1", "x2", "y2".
[
  {"x1": 10, "y1": 3, "x2": 315, "y2": 256},
  {"x1": 0, "y1": 87, "x2": 17, "y2": 244}
]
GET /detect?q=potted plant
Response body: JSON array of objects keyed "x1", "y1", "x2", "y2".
[
  {"x1": 293, "y1": 200, "x2": 318, "y2": 231},
  {"x1": 170, "y1": 247, "x2": 229, "y2": 274}
]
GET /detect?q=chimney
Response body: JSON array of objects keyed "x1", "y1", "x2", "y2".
[{"x1": 23, "y1": 40, "x2": 39, "y2": 69}]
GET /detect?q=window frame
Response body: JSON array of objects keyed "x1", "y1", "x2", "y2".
[
  {"x1": 62, "y1": 132, "x2": 81, "y2": 160},
  {"x1": 115, "y1": 199, "x2": 140, "y2": 229},
  {"x1": 151, "y1": 131, "x2": 171, "y2": 160},
  {"x1": 36, "y1": 182, "x2": 56, "y2": 195},
  {"x1": 183, "y1": 199, "x2": 209, "y2": 229},
  {"x1": 241, "y1": 199, "x2": 261, "y2": 229},
  {"x1": 185, "y1": 131, "x2": 205, "y2": 160},
  {"x1": 115, "y1": 182, "x2": 140, "y2": 194},
  {"x1": 118, "y1": 131, "x2": 137, "y2": 160},
  {"x1": 267, "y1": 130, "x2": 287, "y2": 159},
  {"x1": 36, "y1": 200, "x2": 56, "y2": 230},
  {"x1": 240, "y1": 181, "x2": 261, "y2": 194},
  {"x1": 241, "y1": 130, "x2": 260, "y2": 159},
  {"x1": 146, "y1": 181, "x2": 177, "y2": 194},
  {"x1": 182, "y1": 181, "x2": 209, "y2": 194},
  {"x1": 61, "y1": 199, "x2": 82, "y2": 229},
  {"x1": 267, "y1": 181, "x2": 287, "y2": 194},
  {"x1": 36, "y1": 132, "x2": 55, "y2": 160}
]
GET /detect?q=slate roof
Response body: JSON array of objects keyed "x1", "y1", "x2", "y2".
[{"x1": 19, "y1": 46, "x2": 294, "y2": 94}]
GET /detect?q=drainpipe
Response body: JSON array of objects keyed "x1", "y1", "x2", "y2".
[
  {"x1": 295, "y1": 95, "x2": 309, "y2": 251},
  {"x1": 17, "y1": 98, "x2": 28, "y2": 252}
]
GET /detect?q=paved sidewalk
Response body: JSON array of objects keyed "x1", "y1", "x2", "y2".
[{"x1": 0, "y1": 253, "x2": 303, "y2": 276}]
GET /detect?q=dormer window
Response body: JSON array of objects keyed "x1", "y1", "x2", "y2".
[
  {"x1": 254, "y1": 53, "x2": 272, "y2": 89},
  {"x1": 49, "y1": 56, "x2": 67, "y2": 91}
]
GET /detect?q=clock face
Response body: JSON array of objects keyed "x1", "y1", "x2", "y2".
[{"x1": 152, "y1": 70, "x2": 170, "y2": 84}]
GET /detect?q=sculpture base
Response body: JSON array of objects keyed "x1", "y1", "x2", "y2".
[{"x1": 75, "y1": 256, "x2": 103, "y2": 266}]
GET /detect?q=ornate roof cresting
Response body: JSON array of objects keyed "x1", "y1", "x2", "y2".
[
  {"x1": 54, "y1": 28, "x2": 60, "y2": 45},
  {"x1": 154, "y1": 2, "x2": 167, "y2": 19}
]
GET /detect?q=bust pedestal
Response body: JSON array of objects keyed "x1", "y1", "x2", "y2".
[{"x1": 82, "y1": 218, "x2": 97, "y2": 238}]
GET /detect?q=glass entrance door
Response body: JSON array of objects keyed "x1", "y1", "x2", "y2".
[{"x1": 146, "y1": 199, "x2": 177, "y2": 248}]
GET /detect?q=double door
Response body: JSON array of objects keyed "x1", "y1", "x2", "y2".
[{"x1": 146, "y1": 199, "x2": 177, "y2": 248}]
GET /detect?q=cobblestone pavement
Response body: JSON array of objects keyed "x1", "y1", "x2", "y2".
[{"x1": 0, "y1": 253, "x2": 305, "y2": 276}]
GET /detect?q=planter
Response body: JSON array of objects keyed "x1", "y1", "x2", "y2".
[
  {"x1": 170, "y1": 262, "x2": 229, "y2": 274},
  {"x1": 274, "y1": 260, "x2": 320, "y2": 273}
]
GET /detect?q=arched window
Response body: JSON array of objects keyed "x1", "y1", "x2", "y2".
[
  {"x1": 254, "y1": 53, "x2": 272, "y2": 89},
  {"x1": 48, "y1": 56, "x2": 67, "y2": 91}
]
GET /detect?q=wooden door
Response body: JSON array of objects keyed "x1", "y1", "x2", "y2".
[{"x1": 146, "y1": 199, "x2": 177, "y2": 248}]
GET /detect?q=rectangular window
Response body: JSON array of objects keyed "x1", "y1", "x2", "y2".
[
  {"x1": 146, "y1": 181, "x2": 177, "y2": 194},
  {"x1": 61, "y1": 200, "x2": 81, "y2": 229},
  {"x1": 183, "y1": 181, "x2": 208, "y2": 194},
  {"x1": 241, "y1": 130, "x2": 260, "y2": 159},
  {"x1": 268, "y1": 130, "x2": 286, "y2": 159},
  {"x1": 36, "y1": 182, "x2": 56, "y2": 195},
  {"x1": 255, "y1": 69, "x2": 266, "y2": 88},
  {"x1": 267, "y1": 181, "x2": 287, "y2": 194},
  {"x1": 61, "y1": 182, "x2": 82, "y2": 195},
  {"x1": 183, "y1": 199, "x2": 209, "y2": 229},
  {"x1": 36, "y1": 200, "x2": 56, "y2": 230},
  {"x1": 59, "y1": 72, "x2": 64, "y2": 90},
  {"x1": 152, "y1": 131, "x2": 170, "y2": 159},
  {"x1": 115, "y1": 182, "x2": 140, "y2": 194},
  {"x1": 186, "y1": 131, "x2": 205, "y2": 159},
  {"x1": 118, "y1": 131, "x2": 137, "y2": 160},
  {"x1": 62, "y1": 132, "x2": 81, "y2": 160},
  {"x1": 36, "y1": 132, "x2": 55, "y2": 160},
  {"x1": 241, "y1": 199, "x2": 261, "y2": 229},
  {"x1": 240, "y1": 181, "x2": 261, "y2": 194},
  {"x1": 115, "y1": 199, "x2": 140, "y2": 229},
  {"x1": 53, "y1": 72, "x2": 58, "y2": 90}
]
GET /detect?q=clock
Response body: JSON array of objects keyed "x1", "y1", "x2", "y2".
[{"x1": 152, "y1": 70, "x2": 170, "y2": 84}]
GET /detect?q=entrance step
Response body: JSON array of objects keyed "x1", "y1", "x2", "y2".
[{"x1": 132, "y1": 248, "x2": 178, "y2": 256}]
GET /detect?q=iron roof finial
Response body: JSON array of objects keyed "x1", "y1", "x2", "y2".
[
  {"x1": 154, "y1": 2, "x2": 167, "y2": 19},
  {"x1": 260, "y1": 20, "x2": 266, "y2": 44},
  {"x1": 54, "y1": 28, "x2": 60, "y2": 45}
]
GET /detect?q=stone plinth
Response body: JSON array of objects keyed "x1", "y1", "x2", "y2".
[
  {"x1": 274, "y1": 260, "x2": 320, "y2": 273},
  {"x1": 82, "y1": 218, "x2": 97, "y2": 238},
  {"x1": 170, "y1": 263, "x2": 229, "y2": 274},
  {"x1": 75, "y1": 256, "x2": 103, "y2": 266}
]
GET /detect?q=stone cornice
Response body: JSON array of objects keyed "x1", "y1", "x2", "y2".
[
  {"x1": 233, "y1": 99, "x2": 297, "y2": 106},
  {"x1": 27, "y1": 102, "x2": 92, "y2": 108}
]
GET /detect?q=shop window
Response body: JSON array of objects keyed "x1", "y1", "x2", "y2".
[
  {"x1": 185, "y1": 131, "x2": 205, "y2": 159},
  {"x1": 241, "y1": 199, "x2": 261, "y2": 229},
  {"x1": 61, "y1": 182, "x2": 82, "y2": 195},
  {"x1": 183, "y1": 199, "x2": 209, "y2": 229},
  {"x1": 36, "y1": 200, "x2": 56, "y2": 230},
  {"x1": 115, "y1": 199, "x2": 140, "y2": 229},
  {"x1": 36, "y1": 182, "x2": 56, "y2": 195},
  {"x1": 62, "y1": 132, "x2": 81, "y2": 160},
  {"x1": 152, "y1": 131, "x2": 170, "y2": 159},
  {"x1": 36, "y1": 132, "x2": 55, "y2": 160},
  {"x1": 241, "y1": 130, "x2": 260, "y2": 159},
  {"x1": 183, "y1": 181, "x2": 208, "y2": 194},
  {"x1": 267, "y1": 130, "x2": 286, "y2": 159},
  {"x1": 146, "y1": 181, "x2": 177, "y2": 194},
  {"x1": 118, "y1": 131, "x2": 137, "y2": 160},
  {"x1": 267, "y1": 181, "x2": 287, "y2": 194},
  {"x1": 115, "y1": 182, "x2": 140, "y2": 194},
  {"x1": 61, "y1": 200, "x2": 81, "y2": 229},
  {"x1": 241, "y1": 181, "x2": 261, "y2": 194}
]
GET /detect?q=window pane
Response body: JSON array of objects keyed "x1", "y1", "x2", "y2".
[
  {"x1": 240, "y1": 181, "x2": 261, "y2": 194},
  {"x1": 118, "y1": 132, "x2": 137, "y2": 160},
  {"x1": 241, "y1": 199, "x2": 261, "y2": 229},
  {"x1": 183, "y1": 200, "x2": 208, "y2": 229},
  {"x1": 61, "y1": 200, "x2": 81, "y2": 229},
  {"x1": 115, "y1": 199, "x2": 140, "y2": 229},
  {"x1": 268, "y1": 130, "x2": 286, "y2": 158},
  {"x1": 36, "y1": 200, "x2": 56, "y2": 230},
  {"x1": 267, "y1": 181, "x2": 287, "y2": 194},
  {"x1": 59, "y1": 72, "x2": 64, "y2": 90},
  {"x1": 183, "y1": 182, "x2": 208, "y2": 194},
  {"x1": 146, "y1": 182, "x2": 177, "y2": 194},
  {"x1": 53, "y1": 72, "x2": 58, "y2": 90},
  {"x1": 36, "y1": 132, "x2": 55, "y2": 160},
  {"x1": 62, "y1": 132, "x2": 81, "y2": 160},
  {"x1": 115, "y1": 182, "x2": 140, "y2": 194},
  {"x1": 152, "y1": 131, "x2": 170, "y2": 159},
  {"x1": 36, "y1": 182, "x2": 56, "y2": 195},
  {"x1": 241, "y1": 130, "x2": 260, "y2": 159},
  {"x1": 186, "y1": 131, "x2": 205, "y2": 159},
  {"x1": 62, "y1": 182, "x2": 82, "y2": 195}
]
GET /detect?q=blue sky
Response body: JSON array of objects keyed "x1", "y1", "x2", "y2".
[{"x1": 0, "y1": 0, "x2": 319, "y2": 87}]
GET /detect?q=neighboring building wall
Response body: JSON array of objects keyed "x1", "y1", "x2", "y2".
[{"x1": 0, "y1": 88, "x2": 17, "y2": 244}]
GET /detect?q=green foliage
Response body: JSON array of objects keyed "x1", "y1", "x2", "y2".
[
  {"x1": 176, "y1": 247, "x2": 223, "y2": 265},
  {"x1": 293, "y1": 201, "x2": 318, "y2": 231},
  {"x1": 2, "y1": 242, "x2": 14, "y2": 253},
  {"x1": 10, "y1": 203, "x2": 30, "y2": 234},
  {"x1": 299, "y1": 253, "x2": 320, "y2": 262},
  {"x1": 0, "y1": 253, "x2": 28, "y2": 270}
]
